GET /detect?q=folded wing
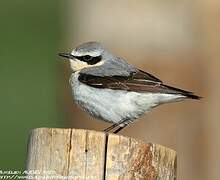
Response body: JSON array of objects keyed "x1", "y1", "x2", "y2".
[{"x1": 78, "y1": 69, "x2": 200, "y2": 99}]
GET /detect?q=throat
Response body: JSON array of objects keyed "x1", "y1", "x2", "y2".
[
  {"x1": 69, "y1": 59, "x2": 104, "y2": 72},
  {"x1": 70, "y1": 60, "x2": 88, "y2": 72}
]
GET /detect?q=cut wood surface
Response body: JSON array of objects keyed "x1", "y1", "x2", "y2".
[{"x1": 26, "y1": 128, "x2": 176, "y2": 180}]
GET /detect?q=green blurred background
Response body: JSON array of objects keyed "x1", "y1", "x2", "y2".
[{"x1": 0, "y1": 0, "x2": 63, "y2": 169}]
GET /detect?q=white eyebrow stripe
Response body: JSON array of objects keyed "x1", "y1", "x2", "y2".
[{"x1": 71, "y1": 50, "x2": 101, "y2": 57}]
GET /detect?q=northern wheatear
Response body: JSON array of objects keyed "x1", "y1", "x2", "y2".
[{"x1": 59, "y1": 42, "x2": 200, "y2": 133}]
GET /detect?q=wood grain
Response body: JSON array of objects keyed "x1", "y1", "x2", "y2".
[{"x1": 26, "y1": 128, "x2": 176, "y2": 180}]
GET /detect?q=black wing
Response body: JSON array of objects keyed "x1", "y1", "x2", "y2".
[{"x1": 78, "y1": 69, "x2": 200, "y2": 99}]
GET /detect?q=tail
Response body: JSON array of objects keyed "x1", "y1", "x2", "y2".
[{"x1": 162, "y1": 84, "x2": 202, "y2": 100}]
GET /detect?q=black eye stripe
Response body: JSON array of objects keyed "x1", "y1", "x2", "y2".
[
  {"x1": 84, "y1": 55, "x2": 93, "y2": 61},
  {"x1": 75, "y1": 55, "x2": 102, "y2": 65}
]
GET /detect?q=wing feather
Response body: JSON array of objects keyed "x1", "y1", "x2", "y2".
[{"x1": 78, "y1": 69, "x2": 200, "y2": 99}]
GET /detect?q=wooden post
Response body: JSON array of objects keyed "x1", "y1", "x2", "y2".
[{"x1": 26, "y1": 128, "x2": 177, "y2": 180}]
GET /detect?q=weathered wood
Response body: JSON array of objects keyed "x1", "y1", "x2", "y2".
[{"x1": 26, "y1": 128, "x2": 176, "y2": 180}]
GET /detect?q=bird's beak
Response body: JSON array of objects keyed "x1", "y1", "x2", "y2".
[{"x1": 58, "y1": 53, "x2": 75, "y2": 60}]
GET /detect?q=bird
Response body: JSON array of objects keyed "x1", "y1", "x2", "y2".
[{"x1": 59, "y1": 42, "x2": 200, "y2": 134}]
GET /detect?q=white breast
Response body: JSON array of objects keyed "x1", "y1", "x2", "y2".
[{"x1": 69, "y1": 73, "x2": 184, "y2": 124}]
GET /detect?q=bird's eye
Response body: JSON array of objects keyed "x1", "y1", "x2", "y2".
[
  {"x1": 83, "y1": 55, "x2": 93, "y2": 62},
  {"x1": 81, "y1": 55, "x2": 102, "y2": 65}
]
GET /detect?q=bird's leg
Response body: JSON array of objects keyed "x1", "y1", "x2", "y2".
[
  {"x1": 113, "y1": 124, "x2": 128, "y2": 134},
  {"x1": 103, "y1": 119, "x2": 129, "y2": 133},
  {"x1": 103, "y1": 123, "x2": 118, "y2": 133},
  {"x1": 113, "y1": 119, "x2": 133, "y2": 134}
]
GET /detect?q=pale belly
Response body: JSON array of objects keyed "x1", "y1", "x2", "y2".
[{"x1": 69, "y1": 73, "x2": 183, "y2": 124}]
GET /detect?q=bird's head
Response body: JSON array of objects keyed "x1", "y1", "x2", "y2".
[{"x1": 59, "y1": 42, "x2": 107, "y2": 72}]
